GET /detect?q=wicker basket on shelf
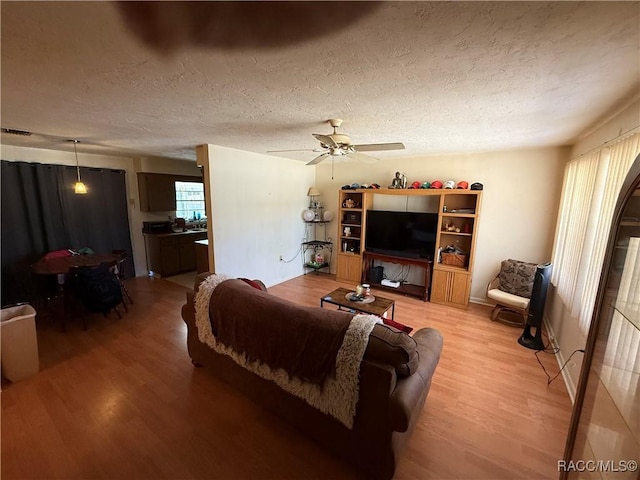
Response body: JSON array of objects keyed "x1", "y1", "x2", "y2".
[{"x1": 441, "y1": 252, "x2": 467, "y2": 267}]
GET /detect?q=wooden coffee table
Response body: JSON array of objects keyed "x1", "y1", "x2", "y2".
[{"x1": 320, "y1": 287, "x2": 395, "y2": 320}]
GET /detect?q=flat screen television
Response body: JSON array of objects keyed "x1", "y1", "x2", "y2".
[{"x1": 365, "y1": 210, "x2": 438, "y2": 259}]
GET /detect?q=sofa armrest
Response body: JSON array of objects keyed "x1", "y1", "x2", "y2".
[{"x1": 388, "y1": 327, "x2": 443, "y2": 432}]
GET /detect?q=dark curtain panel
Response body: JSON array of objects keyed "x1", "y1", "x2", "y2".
[{"x1": 1, "y1": 161, "x2": 134, "y2": 306}]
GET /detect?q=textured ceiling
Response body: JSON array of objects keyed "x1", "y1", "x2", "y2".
[{"x1": 1, "y1": 1, "x2": 639, "y2": 162}]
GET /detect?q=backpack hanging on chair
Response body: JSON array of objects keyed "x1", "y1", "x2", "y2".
[{"x1": 74, "y1": 263, "x2": 123, "y2": 318}]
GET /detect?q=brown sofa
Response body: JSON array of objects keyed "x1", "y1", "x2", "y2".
[{"x1": 181, "y1": 274, "x2": 443, "y2": 479}]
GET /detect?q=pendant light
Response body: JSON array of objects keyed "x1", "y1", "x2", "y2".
[{"x1": 71, "y1": 140, "x2": 88, "y2": 194}]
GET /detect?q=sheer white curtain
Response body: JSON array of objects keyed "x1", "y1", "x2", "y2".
[{"x1": 552, "y1": 133, "x2": 640, "y2": 334}]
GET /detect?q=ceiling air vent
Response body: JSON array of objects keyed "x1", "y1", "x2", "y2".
[{"x1": 1, "y1": 128, "x2": 32, "y2": 136}]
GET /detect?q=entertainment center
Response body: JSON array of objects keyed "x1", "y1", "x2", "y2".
[{"x1": 336, "y1": 188, "x2": 482, "y2": 308}]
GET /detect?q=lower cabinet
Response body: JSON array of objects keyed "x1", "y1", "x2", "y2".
[
  {"x1": 144, "y1": 232, "x2": 207, "y2": 277},
  {"x1": 430, "y1": 268, "x2": 471, "y2": 308},
  {"x1": 336, "y1": 253, "x2": 363, "y2": 284}
]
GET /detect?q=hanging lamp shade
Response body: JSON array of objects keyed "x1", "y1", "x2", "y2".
[
  {"x1": 71, "y1": 140, "x2": 88, "y2": 194},
  {"x1": 74, "y1": 180, "x2": 88, "y2": 194}
]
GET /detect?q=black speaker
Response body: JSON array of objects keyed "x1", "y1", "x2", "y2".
[
  {"x1": 518, "y1": 262, "x2": 552, "y2": 350},
  {"x1": 368, "y1": 266, "x2": 384, "y2": 284}
]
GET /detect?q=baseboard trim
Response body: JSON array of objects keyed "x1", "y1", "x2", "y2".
[
  {"x1": 543, "y1": 316, "x2": 578, "y2": 404},
  {"x1": 470, "y1": 296, "x2": 493, "y2": 306}
]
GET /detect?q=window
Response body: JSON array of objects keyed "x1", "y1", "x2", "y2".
[{"x1": 175, "y1": 181, "x2": 205, "y2": 221}]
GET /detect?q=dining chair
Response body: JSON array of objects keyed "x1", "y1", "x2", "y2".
[{"x1": 112, "y1": 250, "x2": 134, "y2": 307}]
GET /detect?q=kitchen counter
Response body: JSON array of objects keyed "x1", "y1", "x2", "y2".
[
  {"x1": 143, "y1": 230, "x2": 207, "y2": 238},
  {"x1": 144, "y1": 230, "x2": 208, "y2": 277},
  {"x1": 195, "y1": 239, "x2": 209, "y2": 273}
]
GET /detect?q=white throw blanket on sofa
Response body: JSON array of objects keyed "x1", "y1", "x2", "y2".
[{"x1": 194, "y1": 273, "x2": 380, "y2": 429}]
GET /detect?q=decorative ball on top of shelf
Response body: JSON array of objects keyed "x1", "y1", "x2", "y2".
[
  {"x1": 302, "y1": 209, "x2": 315, "y2": 222},
  {"x1": 323, "y1": 210, "x2": 334, "y2": 221}
]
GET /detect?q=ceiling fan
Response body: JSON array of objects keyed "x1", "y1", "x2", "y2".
[{"x1": 268, "y1": 119, "x2": 405, "y2": 165}]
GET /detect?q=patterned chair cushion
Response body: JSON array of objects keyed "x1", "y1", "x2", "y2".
[{"x1": 498, "y1": 259, "x2": 537, "y2": 298}]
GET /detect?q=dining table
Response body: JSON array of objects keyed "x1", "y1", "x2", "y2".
[
  {"x1": 31, "y1": 252, "x2": 122, "y2": 276},
  {"x1": 31, "y1": 252, "x2": 123, "y2": 331}
]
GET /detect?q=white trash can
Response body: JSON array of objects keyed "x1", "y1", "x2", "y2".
[{"x1": 1, "y1": 304, "x2": 39, "y2": 382}]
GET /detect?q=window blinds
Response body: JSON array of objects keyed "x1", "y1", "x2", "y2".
[{"x1": 551, "y1": 133, "x2": 640, "y2": 334}]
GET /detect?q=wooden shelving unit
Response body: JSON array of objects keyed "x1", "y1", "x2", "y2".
[
  {"x1": 431, "y1": 191, "x2": 482, "y2": 308},
  {"x1": 334, "y1": 187, "x2": 482, "y2": 308},
  {"x1": 335, "y1": 190, "x2": 372, "y2": 284}
]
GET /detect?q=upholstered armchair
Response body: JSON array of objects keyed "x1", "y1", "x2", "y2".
[{"x1": 486, "y1": 259, "x2": 538, "y2": 327}]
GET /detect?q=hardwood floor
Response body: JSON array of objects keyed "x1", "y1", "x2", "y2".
[{"x1": 1, "y1": 273, "x2": 572, "y2": 479}]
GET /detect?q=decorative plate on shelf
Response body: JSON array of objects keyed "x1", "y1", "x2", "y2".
[
  {"x1": 302, "y1": 209, "x2": 316, "y2": 222},
  {"x1": 323, "y1": 210, "x2": 334, "y2": 222}
]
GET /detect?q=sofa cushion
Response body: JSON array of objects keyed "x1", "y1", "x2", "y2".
[
  {"x1": 487, "y1": 288, "x2": 530, "y2": 310},
  {"x1": 365, "y1": 324, "x2": 419, "y2": 377},
  {"x1": 498, "y1": 259, "x2": 537, "y2": 298}
]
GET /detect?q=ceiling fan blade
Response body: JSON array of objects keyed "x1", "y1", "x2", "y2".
[
  {"x1": 267, "y1": 148, "x2": 316, "y2": 153},
  {"x1": 306, "y1": 153, "x2": 329, "y2": 166},
  {"x1": 347, "y1": 151, "x2": 378, "y2": 163},
  {"x1": 353, "y1": 142, "x2": 405, "y2": 152},
  {"x1": 313, "y1": 133, "x2": 339, "y2": 148}
]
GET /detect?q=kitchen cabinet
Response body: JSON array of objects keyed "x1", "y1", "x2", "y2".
[
  {"x1": 195, "y1": 239, "x2": 209, "y2": 274},
  {"x1": 137, "y1": 173, "x2": 203, "y2": 212},
  {"x1": 144, "y1": 231, "x2": 207, "y2": 277}
]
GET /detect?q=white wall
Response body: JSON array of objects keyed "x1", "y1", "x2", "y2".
[
  {"x1": 546, "y1": 96, "x2": 640, "y2": 399},
  {"x1": 205, "y1": 145, "x2": 315, "y2": 287},
  {"x1": 0, "y1": 145, "x2": 200, "y2": 277},
  {"x1": 315, "y1": 146, "x2": 568, "y2": 301}
]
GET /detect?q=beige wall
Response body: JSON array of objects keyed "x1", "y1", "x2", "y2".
[
  {"x1": 0, "y1": 145, "x2": 199, "y2": 277},
  {"x1": 204, "y1": 145, "x2": 315, "y2": 287},
  {"x1": 315, "y1": 146, "x2": 568, "y2": 301},
  {"x1": 546, "y1": 96, "x2": 640, "y2": 400},
  {"x1": 572, "y1": 97, "x2": 640, "y2": 157}
]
